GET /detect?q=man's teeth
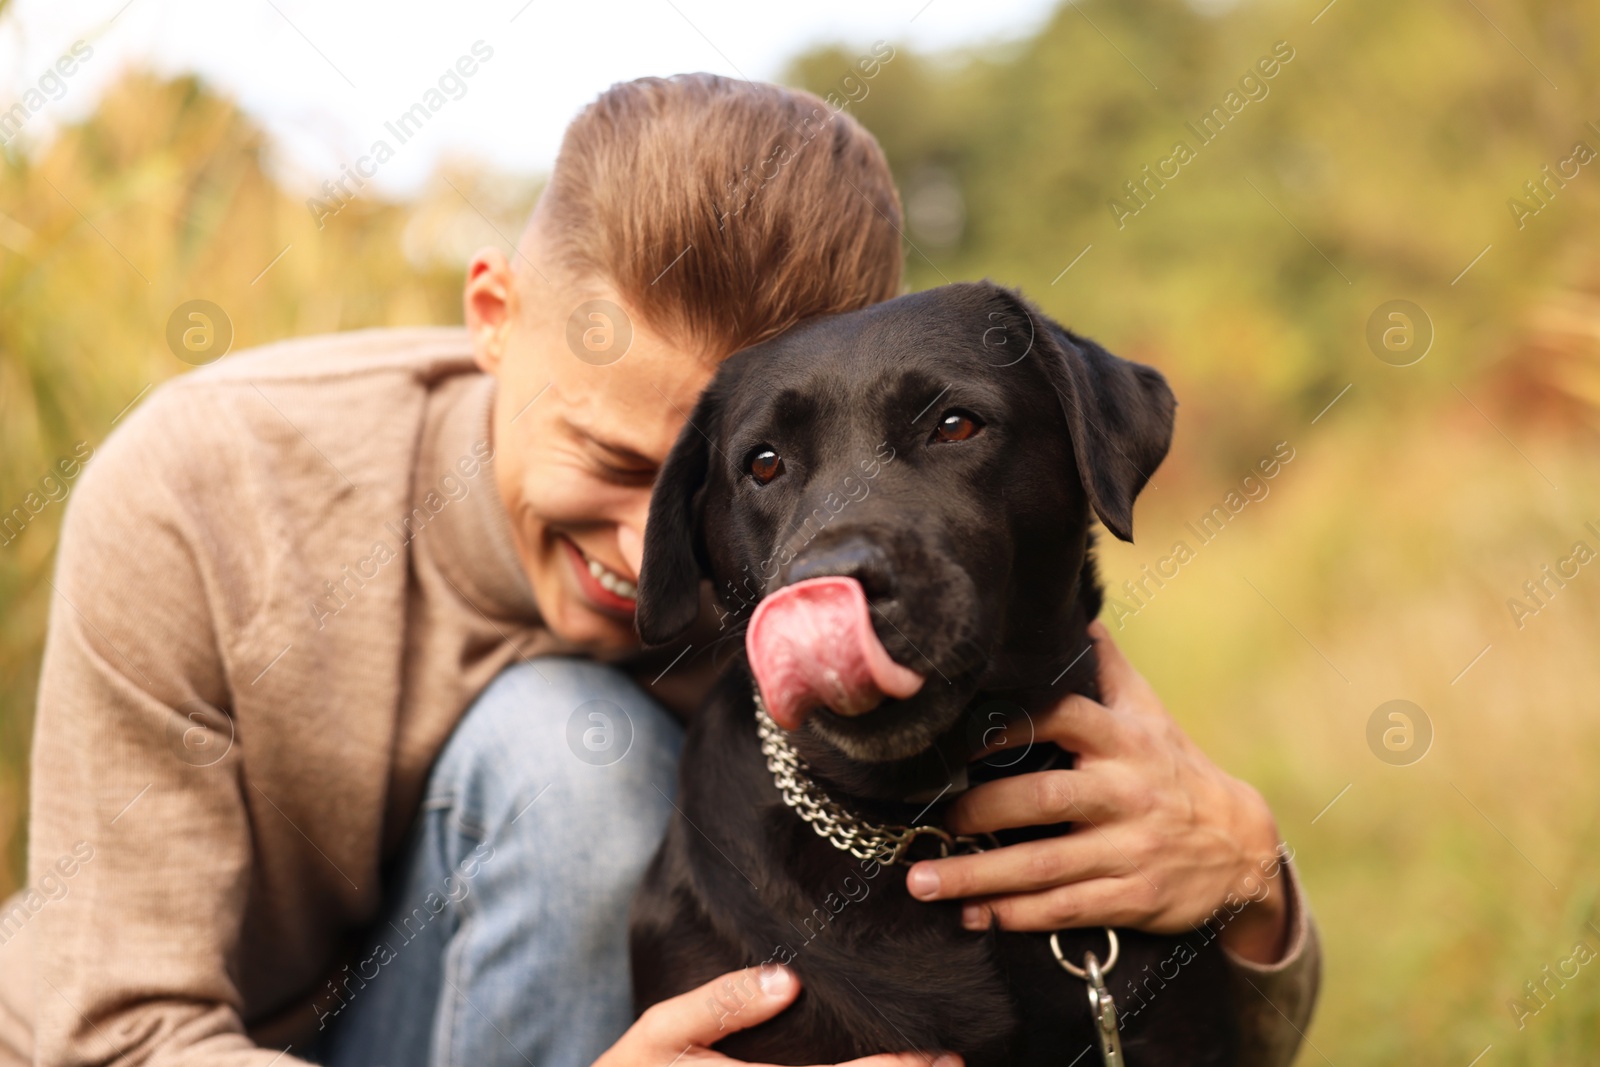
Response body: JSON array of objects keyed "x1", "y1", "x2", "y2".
[{"x1": 587, "y1": 557, "x2": 637, "y2": 599}]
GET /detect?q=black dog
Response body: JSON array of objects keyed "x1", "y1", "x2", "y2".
[{"x1": 630, "y1": 281, "x2": 1238, "y2": 1065}]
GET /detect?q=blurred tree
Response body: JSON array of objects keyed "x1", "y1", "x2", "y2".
[{"x1": 788, "y1": 0, "x2": 1600, "y2": 462}]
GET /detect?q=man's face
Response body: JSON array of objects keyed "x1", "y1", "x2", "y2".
[{"x1": 465, "y1": 226, "x2": 715, "y2": 653}]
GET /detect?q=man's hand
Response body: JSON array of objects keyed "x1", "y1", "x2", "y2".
[
  {"x1": 903, "y1": 621, "x2": 1292, "y2": 965},
  {"x1": 595, "y1": 964, "x2": 961, "y2": 1067}
]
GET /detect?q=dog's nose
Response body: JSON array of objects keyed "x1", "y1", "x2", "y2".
[{"x1": 785, "y1": 536, "x2": 896, "y2": 601}]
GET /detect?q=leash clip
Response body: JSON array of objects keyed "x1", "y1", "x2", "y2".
[
  {"x1": 1051, "y1": 929, "x2": 1125, "y2": 1066},
  {"x1": 881, "y1": 826, "x2": 995, "y2": 865}
]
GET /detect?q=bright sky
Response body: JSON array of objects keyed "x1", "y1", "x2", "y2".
[{"x1": 0, "y1": 0, "x2": 1059, "y2": 197}]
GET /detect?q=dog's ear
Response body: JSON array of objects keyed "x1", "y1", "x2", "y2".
[
  {"x1": 988, "y1": 284, "x2": 1176, "y2": 542},
  {"x1": 635, "y1": 382, "x2": 721, "y2": 645}
]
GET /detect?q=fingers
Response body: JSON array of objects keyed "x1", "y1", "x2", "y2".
[
  {"x1": 944, "y1": 768, "x2": 1119, "y2": 836},
  {"x1": 630, "y1": 967, "x2": 963, "y2": 1067},
  {"x1": 962, "y1": 875, "x2": 1155, "y2": 933},
  {"x1": 1085, "y1": 621, "x2": 1147, "y2": 711},
  {"x1": 1019, "y1": 694, "x2": 1120, "y2": 757},
  {"x1": 637, "y1": 964, "x2": 801, "y2": 1049},
  {"x1": 906, "y1": 832, "x2": 1120, "y2": 904}
]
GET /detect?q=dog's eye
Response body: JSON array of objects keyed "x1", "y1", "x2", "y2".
[
  {"x1": 932, "y1": 410, "x2": 984, "y2": 444},
  {"x1": 749, "y1": 447, "x2": 785, "y2": 484}
]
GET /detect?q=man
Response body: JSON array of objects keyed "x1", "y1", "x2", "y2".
[{"x1": 0, "y1": 74, "x2": 1317, "y2": 1067}]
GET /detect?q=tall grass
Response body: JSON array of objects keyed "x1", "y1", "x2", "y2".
[{"x1": 1097, "y1": 410, "x2": 1600, "y2": 1062}]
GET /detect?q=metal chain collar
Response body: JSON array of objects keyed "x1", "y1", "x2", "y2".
[
  {"x1": 755, "y1": 688, "x2": 1125, "y2": 1065},
  {"x1": 753, "y1": 688, "x2": 989, "y2": 866}
]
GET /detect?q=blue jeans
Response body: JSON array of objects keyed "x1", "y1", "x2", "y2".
[{"x1": 313, "y1": 658, "x2": 683, "y2": 1067}]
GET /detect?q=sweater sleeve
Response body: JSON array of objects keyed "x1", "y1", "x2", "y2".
[
  {"x1": 1224, "y1": 857, "x2": 1323, "y2": 1067},
  {"x1": 26, "y1": 392, "x2": 317, "y2": 1067}
]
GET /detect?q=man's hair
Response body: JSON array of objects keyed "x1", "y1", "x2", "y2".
[{"x1": 539, "y1": 73, "x2": 904, "y2": 356}]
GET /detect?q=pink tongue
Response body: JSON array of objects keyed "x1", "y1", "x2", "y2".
[{"x1": 746, "y1": 576, "x2": 925, "y2": 730}]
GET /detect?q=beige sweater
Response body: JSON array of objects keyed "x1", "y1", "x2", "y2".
[{"x1": 0, "y1": 327, "x2": 1318, "y2": 1067}]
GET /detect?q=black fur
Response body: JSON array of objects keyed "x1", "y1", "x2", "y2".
[{"x1": 630, "y1": 282, "x2": 1237, "y2": 1065}]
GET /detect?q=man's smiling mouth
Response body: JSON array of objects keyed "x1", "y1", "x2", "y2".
[
  {"x1": 584, "y1": 552, "x2": 637, "y2": 599},
  {"x1": 561, "y1": 535, "x2": 638, "y2": 612}
]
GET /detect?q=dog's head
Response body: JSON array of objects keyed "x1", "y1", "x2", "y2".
[{"x1": 637, "y1": 281, "x2": 1174, "y2": 762}]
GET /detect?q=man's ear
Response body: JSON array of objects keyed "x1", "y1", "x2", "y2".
[
  {"x1": 463, "y1": 248, "x2": 516, "y2": 375},
  {"x1": 635, "y1": 383, "x2": 721, "y2": 645},
  {"x1": 990, "y1": 284, "x2": 1176, "y2": 542}
]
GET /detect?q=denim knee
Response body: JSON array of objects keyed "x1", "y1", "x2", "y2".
[
  {"x1": 435, "y1": 659, "x2": 684, "y2": 831},
  {"x1": 427, "y1": 658, "x2": 686, "y2": 1065},
  {"x1": 313, "y1": 658, "x2": 685, "y2": 1067},
  {"x1": 425, "y1": 656, "x2": 685, "y2": 892}
]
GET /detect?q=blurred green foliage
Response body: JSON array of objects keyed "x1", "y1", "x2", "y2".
[
  {"x1": 791, "y1": 0, "x2": 1600, "y2": 448},
  {"x1": 794, "y1": 2, "x2": 1600, "y2": 1061},
  {"x1": 3, "y1": 0, "x2": 1600, "y2": 1061}
]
